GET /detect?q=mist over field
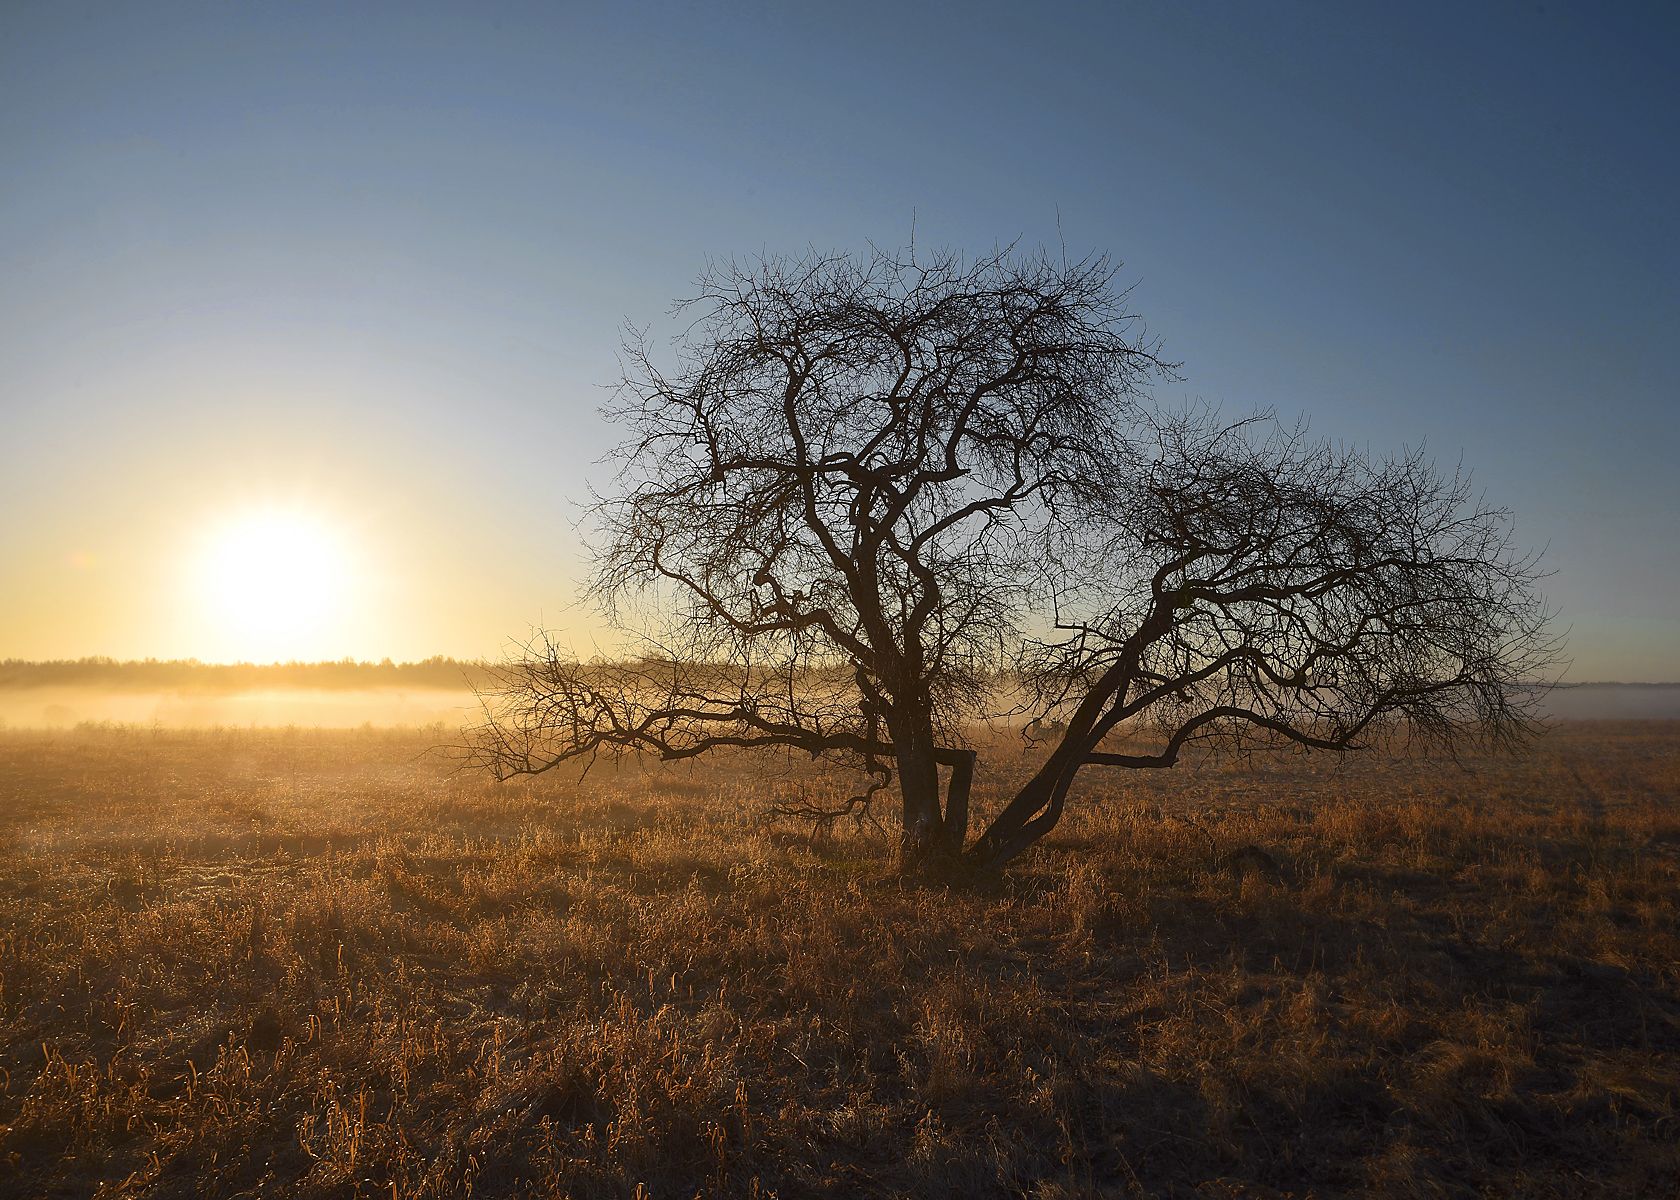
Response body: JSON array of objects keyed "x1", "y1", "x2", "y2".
[
  {"x1": 1545, "y1": 684, "x2": 1680, "y2": 719},
  {"x1": 0, "y1": 686, "x2": 479, "y2": 729},
  {"x1": 2, "y1": 670, "x2": 1676, "y2": 730},
  {"x1": 0, "y1": 660, "x2": 484, "y2": 729}
]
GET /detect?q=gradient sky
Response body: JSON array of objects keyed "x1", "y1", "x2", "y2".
[{"x1": 2, "y1": 1, "x2": 1675, "y2": 677}]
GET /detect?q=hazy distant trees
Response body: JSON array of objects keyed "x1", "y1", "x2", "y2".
[
  {"x1": 469, "y1": 245, "x2": 1555, "y2": 870},
  {"x1": 0, "y1": 657, "x2": 490, "y2": 692}
]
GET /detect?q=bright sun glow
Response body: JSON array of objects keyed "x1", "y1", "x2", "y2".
[{"x1": 194, "y1": 507, "x2": 355, "y2": 661}]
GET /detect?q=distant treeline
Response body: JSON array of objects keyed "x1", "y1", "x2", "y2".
[
  {"x1": 1548, "y1": 681, "x2": 1680, "y2": 689},
  {"x1": 0, "y1": 658, "x2": 495, "y2": 691},
  {"x1": 0, "y1": 659, "x2": 1670, "y2": 695}
]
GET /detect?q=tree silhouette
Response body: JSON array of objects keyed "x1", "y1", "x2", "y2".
[{"x1": 468, "y1": 245, "x2": 1556, "y2": 869}]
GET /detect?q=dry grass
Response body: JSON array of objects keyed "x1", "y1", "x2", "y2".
[{"x1": 1, "y1": 721, "x2": 1676, "y2": 1198}]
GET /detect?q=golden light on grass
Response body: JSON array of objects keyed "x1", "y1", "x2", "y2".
[
  {"x1": 191, "y1": 505, "x2": 355, "y2": 662},
  {"x1": 0, "y1": 721, "x2": 1675, "y2": 1195}
]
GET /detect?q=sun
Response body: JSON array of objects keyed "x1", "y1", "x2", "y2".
[{"x1": 193, "y1": 506, "x2": 354, "y2": 661}]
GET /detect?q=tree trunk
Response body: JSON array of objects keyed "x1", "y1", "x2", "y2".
[
  {"x1": 935, "y1": 749, "x2": 976, "y2": 858},
  {"x1": 892, "y1": 723, "x2": 947, "y2": 869},
  {"x1": 967, "y1": 781, "x2": 1044, "y2": 867},
  {"x1": 968, "y1": 750, "x2": 1076, "y2": 868}
]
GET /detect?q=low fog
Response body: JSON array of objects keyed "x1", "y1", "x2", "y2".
[
  {"x1": 0, "y1": 687, "x2": 479, "y2": 729},
  {"x1": 2, "y1": 683, "x2": 1675, "y2": 730}
]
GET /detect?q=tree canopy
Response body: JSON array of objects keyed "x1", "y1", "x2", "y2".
[{"x1": 468, "y1": 245, "x2": 1556, "y2": 869}]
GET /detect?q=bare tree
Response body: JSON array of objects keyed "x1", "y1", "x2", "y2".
[{"x1": 468, "y1": 245, "x2": 1556, "y2": 870}]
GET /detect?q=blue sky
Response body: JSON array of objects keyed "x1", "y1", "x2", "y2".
[{"x1": 1, "y1": 1, "x2": 1675, "y2": 676}]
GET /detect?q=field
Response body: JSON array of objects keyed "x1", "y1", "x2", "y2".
[{"x1": 1, "y1": 722, "x2": 1676, "y2": 1198}]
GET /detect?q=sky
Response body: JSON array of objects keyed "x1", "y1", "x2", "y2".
[{"x1": 1, "y1": 1, "x2": 1675, "y2": 678}]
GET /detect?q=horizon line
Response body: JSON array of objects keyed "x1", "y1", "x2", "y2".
[{"x1": 0, "y1": 657, "x2": 1673, "y2": 689}]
